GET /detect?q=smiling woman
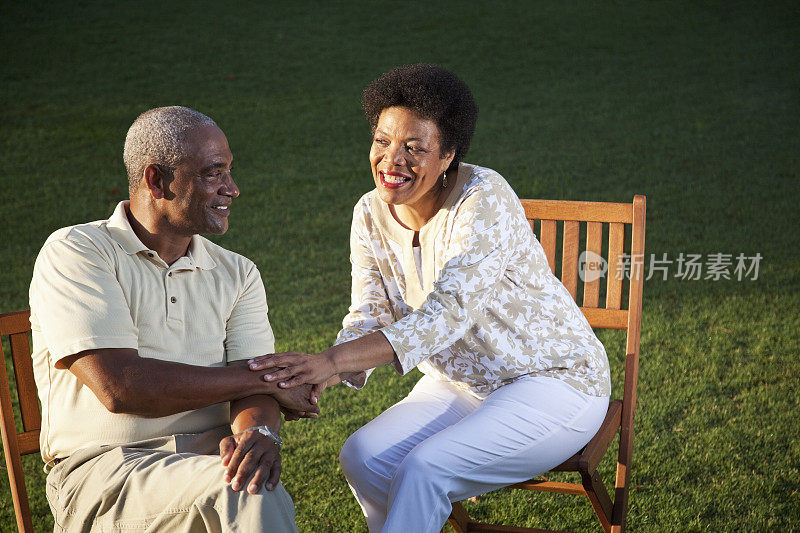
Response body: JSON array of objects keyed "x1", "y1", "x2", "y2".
[
  {"x1": 370, "y1": 106, "x2": 453, "y2": 233},
  {"x1": 249, "y1": 64, "x2": 612, "y2": 533}
]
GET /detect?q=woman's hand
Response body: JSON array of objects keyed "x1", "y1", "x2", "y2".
[{"x1": 249, "y1": 351, "x2": 338, "y2": 389}]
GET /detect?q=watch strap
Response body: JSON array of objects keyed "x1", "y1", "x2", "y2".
[{"x1": 242, "y1": 425, "x2": 282, "y2": 450}]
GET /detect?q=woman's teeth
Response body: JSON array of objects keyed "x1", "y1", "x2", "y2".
[{"x1": 383, "y1": 173, "x2": 410, "y2": 184}]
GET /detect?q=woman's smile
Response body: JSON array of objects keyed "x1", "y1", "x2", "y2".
[{"x1": 379, "y1": 170, "x2": 412, "y2": 188}]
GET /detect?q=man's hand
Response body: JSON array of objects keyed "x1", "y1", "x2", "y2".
[
  {"x1": 281, "y1": 379, "x2": 336, "y2": 418},
  {"x1": 271, "y1": 383, "x2": 321, "y2": 415},
  {"x1": 280, "y1": 404, "x2": 317, "y2": 422},
  {"x1": 220, "y1": 427, "x2": 281, "y2": 494}
]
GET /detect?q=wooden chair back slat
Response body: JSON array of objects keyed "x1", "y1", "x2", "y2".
[
  {"x1": 580, "y1": 307, "x2": 628, "y2": 330},
  {"x1": 582, "y1": 221, "x2": 603, "y2": 308},
  {"x1": 10, "y1": 332, "x2": 40, "y2": 432},
  {"x1": 561, "y1": 220, "x2": 580, "y2": 299},
  {"x1": 606, "y1": 222, "x2": 626, "y2": 310},
  {"x1": 522, "y1": 199, "x2": 633, "y2": 223},
  {"x1": 0, "y1": 309, "x2": 38, "y2": 533},
  {"x1": 539, "y1": 220, "x2": 557, "y2": 275}
]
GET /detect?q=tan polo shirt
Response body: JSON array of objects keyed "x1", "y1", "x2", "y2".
[{"x1": 29, "y1": 201, "x2": 275, "y2": 462}]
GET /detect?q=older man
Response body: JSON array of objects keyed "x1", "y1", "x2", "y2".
[{"x1": 29, "y1": 106, "x2": 312, "y2": 532}]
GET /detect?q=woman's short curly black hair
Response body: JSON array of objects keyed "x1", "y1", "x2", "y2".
[{"x1": 362, "y1": 64, "x2": 478, "y2": 172}]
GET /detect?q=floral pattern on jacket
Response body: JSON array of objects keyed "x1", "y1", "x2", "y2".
[{"x1": 336, "y1": 163, "x2": 610, "y2": 398}]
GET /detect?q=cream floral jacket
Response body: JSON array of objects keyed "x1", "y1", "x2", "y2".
[{"x1": 336, "y1": 163, "x2": 610, "y2": 398}]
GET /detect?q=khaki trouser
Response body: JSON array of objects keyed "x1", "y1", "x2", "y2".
[{"x1": 46, "y1": 426, "x2": 297, "y2": 532}]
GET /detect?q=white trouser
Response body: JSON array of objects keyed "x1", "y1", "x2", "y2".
[{"x1": 339, "y1": 375, "x2": 609, "y2": 533}]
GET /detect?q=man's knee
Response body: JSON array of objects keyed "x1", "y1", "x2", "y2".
[{"x1": 209, "y1": 481, "x2": 296, "y2": 531}]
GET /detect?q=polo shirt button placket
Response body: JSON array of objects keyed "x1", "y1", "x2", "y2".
[{"x1": 165, "y1": 269, "x2": 176, "y2": 319}]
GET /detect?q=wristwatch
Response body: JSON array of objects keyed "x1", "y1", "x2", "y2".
[{"x1": 244, "y1": 425, "x2": 282, "y2": 450}]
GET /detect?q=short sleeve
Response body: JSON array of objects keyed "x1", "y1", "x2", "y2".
[
  {"x1": 30, "y1": 235, "x2": 139, "y2": 363},
  {"x1": 225, "y1": 263, "x2": 275, "y2": 362}
]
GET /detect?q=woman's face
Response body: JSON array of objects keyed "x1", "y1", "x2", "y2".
[{"x1": 370, "y1": 106, "x2": 454, "y2": 214}]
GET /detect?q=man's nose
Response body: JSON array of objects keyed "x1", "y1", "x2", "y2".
[{"x1": 221, "y1": 173, "x2": 239, "y2": 198}]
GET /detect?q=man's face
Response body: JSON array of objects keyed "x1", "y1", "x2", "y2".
[{"x1": 162, "y1": 124, "x2": 238, "y2": 236}]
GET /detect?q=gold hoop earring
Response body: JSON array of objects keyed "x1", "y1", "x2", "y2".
[{"x1": 442, "y1": 171, "x2": 448, "y2": 189}]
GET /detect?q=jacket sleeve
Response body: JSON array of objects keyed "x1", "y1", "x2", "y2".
[{"x1": 334, "y1": 200, "x2": 396, "y2": 387}]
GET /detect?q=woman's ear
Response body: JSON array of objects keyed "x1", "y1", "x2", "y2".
[{"x1": 441, "y1": 149, "x2": 456, "y2": 172}]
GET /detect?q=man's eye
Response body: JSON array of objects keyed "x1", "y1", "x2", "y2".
[
  {"x1": 407, "y1": 145, "x2": 423, "y2": 153},
  {"x1": 374, "y1": 138, "x2": 388, "y2": 146}
]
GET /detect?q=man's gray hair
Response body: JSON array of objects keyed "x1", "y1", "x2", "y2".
[{"x1": 123, "y1": 106, "x2": 217, "y2": 191}]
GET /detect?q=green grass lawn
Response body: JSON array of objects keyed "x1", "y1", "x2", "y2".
[{"x1": 2, "y1": 1, "x2": 798, "y2": 531}]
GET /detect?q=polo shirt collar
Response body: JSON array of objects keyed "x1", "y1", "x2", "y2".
[
  {"x1": 186, "y1": 235, "x2": 217, "y2": 270},
  {"x1": 105, "y1": 201, "x2": 217, "y2": 270},
  {"x1": 106, "y1": 201, "x2": 149, "y2": 255}
]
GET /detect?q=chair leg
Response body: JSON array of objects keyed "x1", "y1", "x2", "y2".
[
  {"x1": 581, "y1": 470, "x2": 613, "y2": 533},
  {"x1": 448, "y1": 501, "x2": 471, "y2": 533},
  {"x1": 609, "y1": 462, "x2": 630, "y2": 533},
  {"x1": 610, "y1": 416, "x2": 634, "y2": 533}
]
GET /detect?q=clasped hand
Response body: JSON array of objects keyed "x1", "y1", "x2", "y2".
[{"x1": 220, "y1": 428, "x2": 281, "y2": 494}]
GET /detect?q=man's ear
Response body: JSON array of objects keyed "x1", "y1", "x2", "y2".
[{"x1": 143, "y1": 164, "x2": 168, "y2": 200}]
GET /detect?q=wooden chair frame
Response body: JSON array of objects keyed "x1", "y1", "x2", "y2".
[
  {"x1": 0, "y1": 309, "x2": 40, "y2": 533},
  {"x1": 448, "y1": 195, "x2": 646, "y2": 533}
]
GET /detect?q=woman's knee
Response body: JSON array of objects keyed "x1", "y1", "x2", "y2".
[
  {"x1": 339, "y1": 429, "x2": 378, "y2": 479},
  {"x1": 393, "y1": 445, "x2": 447, "y2": 489}
]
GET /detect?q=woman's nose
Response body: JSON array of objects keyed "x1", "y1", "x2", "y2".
[{"x1": 385, "y1": 144, "x2": 405, "y2": 165}]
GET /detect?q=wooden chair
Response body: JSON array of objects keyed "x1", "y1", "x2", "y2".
[
  {"x1": 0, "y1": 309, "x2": 40, "y2": 533},
  {"x1": 448, "y1": 195, "x2": 646, "y2": 533}
]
